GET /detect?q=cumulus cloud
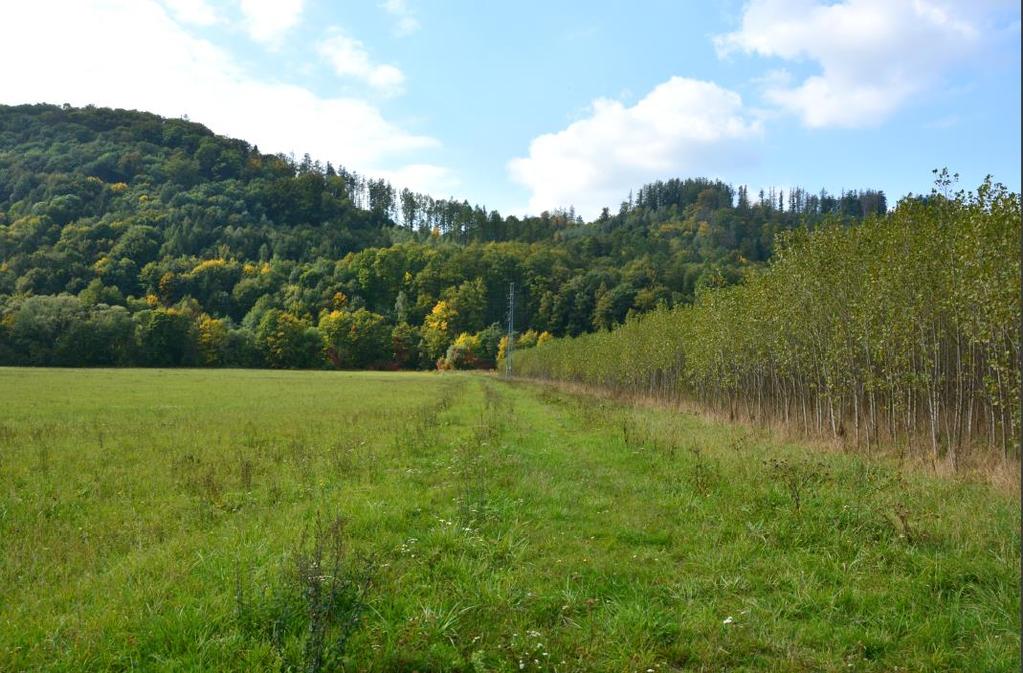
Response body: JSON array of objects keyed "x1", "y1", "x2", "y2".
[
  {"x1": 238, "y1": 0, "x2": 305, "y2": 46},
  {"x1": 0, "y1": 0, "x2": 439, "y2": 171},
  {"x1": 162, "y1": 0, "x2": 219, "y2": 26},
  {"x1": 380, "y1": 0, "x2": 420, "y2": 36},
  {"x1": 508, "y1": 77, "x2": 761, "y2": 218},
  {"x1": 317, "y1": 32, "x2": 405, "y2": 96},
  {"x1": 715, "y1": 0, "x2": 991, "y2": 127}
]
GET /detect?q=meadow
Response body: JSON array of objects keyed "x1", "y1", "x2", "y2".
[{"x1": 1, "y1": 368, "x2": 1019, "y2": 672}]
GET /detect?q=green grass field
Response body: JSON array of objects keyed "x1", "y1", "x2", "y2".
[{"x1": 0, "y1": 369, "x2": 1019, "y2": 672}]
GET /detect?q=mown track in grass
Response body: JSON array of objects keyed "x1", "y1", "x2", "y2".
[{"x1": 0, "y1": 368, "x2": 1018, "y2": 671}]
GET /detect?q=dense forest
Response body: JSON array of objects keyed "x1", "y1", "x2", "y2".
[
  {"x1": 514, "y1": 174, "x2": 1021, "y2": 465},
  {"x1": 0, "y1": 103, "x2": 887, "y2": 369}
]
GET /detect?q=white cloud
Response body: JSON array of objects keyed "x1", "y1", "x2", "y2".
[
  {"x1": 508, "y1": 77, "x2": 761, "y2": 218},
  {"x1": 375, "y1": 164, "x2": 460, "y2": 196},
  {"x1": 715, "y1": 0, "x2": 988, "y2": 127},
  {"x1": 162, "y1": 0, "x2": 219, "y2": 26},
  {"x1": 238, "y1": 0, "x2": 304, "y2": 46},
  {"x1": 0, "y1": 0, "x2": 439, "y2": 171},
  {"x1": 317, "y1": 32, "x2": 405, "y2": 96},
  {"x1": 380, "y1": 0, "x2": 420, "y2": 36}
]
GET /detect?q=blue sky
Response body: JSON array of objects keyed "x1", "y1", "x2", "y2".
[{"x1": 2, "y1": 0, "x2": 1019, "y2": 218}]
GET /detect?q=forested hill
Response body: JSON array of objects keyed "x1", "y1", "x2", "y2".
[{"x1": 0, "y1": 103, "x2": 886, "y2": 369}]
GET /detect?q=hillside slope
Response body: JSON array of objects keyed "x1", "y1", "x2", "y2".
[{"x1": 0, "y1": 104, "x2": 884, "y2": 368}]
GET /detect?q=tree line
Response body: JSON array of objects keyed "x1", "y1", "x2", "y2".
[
  {"x1": 1, "y1": 103, "x2": 884, "y2": 369},
  {"x1": 513, "y1": 175, "x2": 1020, "y2": 466}
]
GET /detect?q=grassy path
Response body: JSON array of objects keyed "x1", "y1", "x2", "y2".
[{"x1": 0, "y1": 369, "x2": 1018, "y2": 671}]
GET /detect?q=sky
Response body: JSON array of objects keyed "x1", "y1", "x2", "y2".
[{"x1": 1, "y1": 0, "x2": 1019, "y2": 219}]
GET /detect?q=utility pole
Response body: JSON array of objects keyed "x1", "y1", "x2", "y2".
[{"x1": 505, "y1": 281, "x2": 515, "y2": 375}]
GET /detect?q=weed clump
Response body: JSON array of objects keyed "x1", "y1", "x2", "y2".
[
  {"x1": 764, "y1": 457, "x2": 830, "y2": 511},
  {"x1": 236, "y1": 514, "x2": 374, "y2": 672}
]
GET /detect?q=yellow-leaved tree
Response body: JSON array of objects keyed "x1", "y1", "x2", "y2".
[
  {"x1": 422, "y1": 300, "x2": 457, "y2": 364},
  {"x1": 197, "y1": 314, "x2": 228, "y2": 367}
]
